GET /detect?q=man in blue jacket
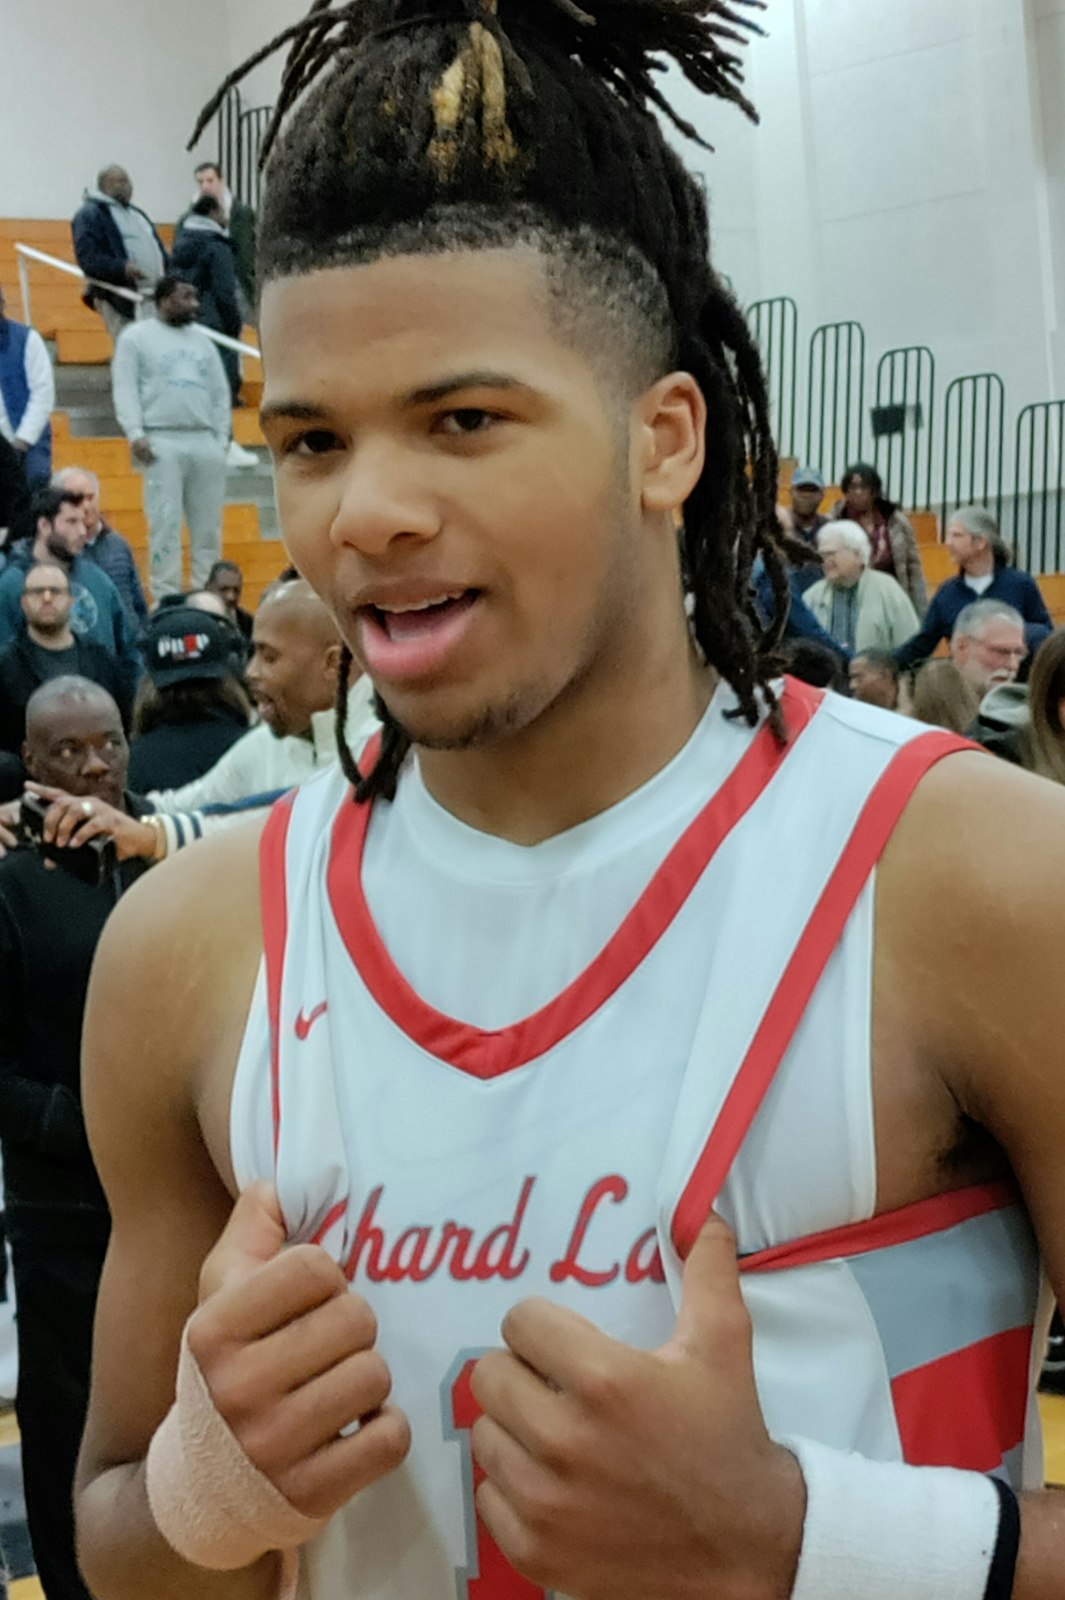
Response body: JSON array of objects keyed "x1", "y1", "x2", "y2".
[
  {"x1": 0, "y1": 488, "x2": 140, "y2": 694},
  {"x1": 71, "y1": 167, "x2": 168, "y2": 345},
  {"x1": 895, "y1": 506, "x2": 1051, "y2": 669}
]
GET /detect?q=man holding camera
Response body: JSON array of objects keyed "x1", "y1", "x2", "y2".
[{"x1": 0, "y1": 676, "x2": 152, "y2": 1600}]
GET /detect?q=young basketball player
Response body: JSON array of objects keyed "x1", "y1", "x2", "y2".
[{"x1": 76, "y1": 4, "x2": 1065, "y2": 1599}]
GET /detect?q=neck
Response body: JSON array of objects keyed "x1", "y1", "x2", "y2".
[
  {"x1": 416, "y1": 597, "x2": 715, "y2": 846},
  {"x1": 33, "y1": 536, "x2": 71, "y2": 568},
  {"x1": 28, "y1": 623, "x2": 74, "y2": 651},
  {"x1": 965, "y1": 549, "x2": 994, "y2": 577}
]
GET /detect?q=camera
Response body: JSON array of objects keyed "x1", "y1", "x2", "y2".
[{"x1": 19, "y1": 793, "x2": 117, "y2": 888}]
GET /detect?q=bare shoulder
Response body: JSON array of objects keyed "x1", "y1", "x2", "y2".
[
  {"x1": 879, "y1": 749, "x2": 1065, "y2": 1283},
  {"x1": 85, "y1": 814, "x2": 265, "y2": 1173}
]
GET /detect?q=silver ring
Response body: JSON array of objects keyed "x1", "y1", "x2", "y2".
[{"x1": 81, "y1": 800, "x2": 94, "y2": 817}]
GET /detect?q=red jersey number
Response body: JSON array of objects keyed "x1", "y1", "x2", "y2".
[{"x1": 447, "y1": 1357, "x2": 549, "y2": 1599}]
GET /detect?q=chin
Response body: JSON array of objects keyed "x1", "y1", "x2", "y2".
[{"x1": 382, "y1": 682, "x2": 557, "y2": 753}]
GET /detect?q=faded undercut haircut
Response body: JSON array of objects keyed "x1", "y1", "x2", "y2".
[{"x1": 195, "y1": 0, "x2": 805, "y2": 802}]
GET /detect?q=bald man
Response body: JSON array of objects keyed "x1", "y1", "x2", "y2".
[
  {"x1": 72, "y1": 166, "x2": 168, "y2": 344},
  {"x1": 15, "y1": 583, "x2": 381, "y2": 868},
  {"x1": 0, "y1": 677, "x2": 152, "y2": 1600}
]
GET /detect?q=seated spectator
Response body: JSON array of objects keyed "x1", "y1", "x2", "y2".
[
  {"x1": 204, "y1": 558, "x2": 253, "y2": 642},
  {"x1": 909, "y1": 658, "x2": 980, "y2": 735},
  {"x1": 53, "y1": 468, "x2": 148, "y2": 634},
  {"x1": 895, "y1": 506, "x2": 1052, "y2": 670},
  {"x1": 835, "y1": 462, "x2": 927, "y2": 614},
  {"x1": 127, "y1": 607, "x2": 253, "y2": 791},
  {"x1": 1024, "y1": 627, "x2": 1065, "y2": 785},
  {"x1": 0, "y1": 488, "x2": 141, "y2": 694},
  {"x1": 782, "y1": 638, "x2": 844, "y2": 690},
  {"x1": 777, "y1": 466, "x2": 828, "y2": 595},
  {"x1": 804, "y1": 521, "x2": 919, "y2": 653},
  {"x1": 0, "y1": 286, "x2": 55, "y2": 489},
  {"x1": 848, "y1": 648, "x2": 900, "y2": 711},
  {"x1": 751, "y1": 556, "x2": 848, "y2": 668},
  {"x1": 171, "y1": 195, "x2": 244, "y2": 405},
  {"x1": 0, "y1": 677, "x2": 152, "y2": 1600},
  {"x1": 952, "y1": 599, "x2": 1028, "y2": 698},
  {"x1": 71, "y1": 166, "x2": 167, "y2": 344},
  {"x1": 0, "y1": 562, "x2": 133, "y2": 775}
]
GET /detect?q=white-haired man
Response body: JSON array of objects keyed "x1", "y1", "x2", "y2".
[
  {"x1": 804, "y1": 520, "x2": 919, "y2": 655},
  {"x1": 52, "y1": 468, "x2": 148, "y2": 632},
  {"x1": 952, "y1": 600, "x2": 1028, "y2": 700}
]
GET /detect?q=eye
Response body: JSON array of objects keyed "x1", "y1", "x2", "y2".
[
  {"x1": 435, "y1": 408, "x2": 497, "y2": 437},
  {"x1": 284, "y1": 429, "x2": 344, "y2": 458}
]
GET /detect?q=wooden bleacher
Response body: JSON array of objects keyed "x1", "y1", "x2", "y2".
[{"x1": 4, "y1": 218, "x2": 279, "y2": 606}]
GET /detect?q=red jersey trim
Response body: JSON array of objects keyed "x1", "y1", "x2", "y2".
[
  {"x1": 892, "y1": 1324, "x2": 1033, "y2": 1474},
  {"x1": 260, "y1": 793, "x2": 296, "y2": 1164},
  {"x1": 671, "y1": 728, "x2": 973, "y2": 1260},
  {"x1": 325, "y1": 679, "x2": 823, "y2": 1080},
  {"x1": 739, "y1": 1179, "x2": 1019, "y2": 1275}
]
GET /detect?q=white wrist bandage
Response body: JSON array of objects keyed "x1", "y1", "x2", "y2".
[
  {"x1": 783, "y1": 1436, "x2": 1004, "y2": 1600},
  {"x1": 146, "y1": 1327, "x2": 328, "y2": 1587}
]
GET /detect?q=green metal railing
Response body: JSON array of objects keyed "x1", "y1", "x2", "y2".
[
  {"x1": 806, "y1": 321, "x2": 866, "y2": 485},
  {"x1": 747, "y1": 296, "x2": 798, "y2": 459},
  {"x1": 1014, "y1": 401, "x2": 1065, "y2": 572},
  {"x1": 941, "y1": 373, "x2": 1005, "y2": 526},
  {"x1": 873, "y1": 346, "x2": 935, "y2": 511}
]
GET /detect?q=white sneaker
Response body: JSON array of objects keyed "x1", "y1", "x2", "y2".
[{"x1": 227, "y1": 440, "x2": 259, "y2": 469}]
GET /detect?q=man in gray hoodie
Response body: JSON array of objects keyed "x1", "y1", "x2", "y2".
[
  {"x1": 111, "y1": 278, "x2": 230, "y2": 600},
  {"x1": 71, "y1": 167, "x2": 168, "y2": 343}
]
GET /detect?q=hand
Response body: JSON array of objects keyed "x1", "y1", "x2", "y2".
[
  {"x1": 124, "y1": 262, "x2": 147, "y2": 283},
  {"x1": 131, "y1": 438, "x2": 156, "y2": 467},
  {"x1": 11, "y1": 439, "x2": 29, "y2": 456},
  {"x1": 188, "y1": 1182, "x2": 411, "y2": 1522},
  {"x1": 471, "y1": 1215, "x2": 806, "y2": 1600},
  {"x1": 0, "y1": 799, "x2": 18, "y2": 859},
  {"x1": 23, "y1": 784, "x2": 155, "y2": 861}
]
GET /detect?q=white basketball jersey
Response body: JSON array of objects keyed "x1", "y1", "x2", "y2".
[{"x1": 231, "y1": 678, "x2": 1043, "y2": 1600}]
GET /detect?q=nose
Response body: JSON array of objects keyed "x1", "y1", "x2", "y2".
[
  {"x1": 81, "y1": 747, "x2": 110, "y2": 779},
  {"x1": 328, "y1": 448, "x2": 442, "y2": 559}
]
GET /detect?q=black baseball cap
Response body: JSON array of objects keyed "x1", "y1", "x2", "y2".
[{"x1": 145, "y1": 606, "x2": 237, "y2": 688}]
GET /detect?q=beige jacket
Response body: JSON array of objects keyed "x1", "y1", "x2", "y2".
[{"x1": 805, "y1": 568, "x2": 920, "y2": 654}]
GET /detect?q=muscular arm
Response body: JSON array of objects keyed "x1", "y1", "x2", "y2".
[
  {"x1": 880, "y1": 753, "x2": 1065, "y2": 1595},
  {"x1": 75, "y1": 826, "x2": 280, "y2": 1600}
]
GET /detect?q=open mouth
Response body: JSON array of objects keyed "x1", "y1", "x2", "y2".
[{"x1": 357, "y1": 590, "x2": 481, "y2": 681}]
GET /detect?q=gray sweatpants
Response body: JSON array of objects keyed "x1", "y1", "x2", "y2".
[{"x1": 142, "y1": 429, "x2": 227, "y2": 599}]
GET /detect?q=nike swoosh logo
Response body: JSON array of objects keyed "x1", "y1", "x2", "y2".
[{"x1": 294, "y1": 1001, "x2": 328, "y2": 1041}]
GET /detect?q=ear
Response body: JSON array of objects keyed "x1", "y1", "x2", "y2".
[
  {"x1": 323, "y1": 641, "x2": 343, "y2": 682},
  {"x1": 635, "y1": 372, "x2": 706, "y2": 516}
]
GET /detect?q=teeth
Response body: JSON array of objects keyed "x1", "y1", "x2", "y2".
[{"x1": 377, "y1": 593, "x2": 465, "y2": 615}]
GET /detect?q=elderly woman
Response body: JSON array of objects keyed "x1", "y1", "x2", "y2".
[
  {"x1": 804, "y1": 520, "x2": 919, "y2": 654},
  {"x1": 835, "y1": 462, "x2": 927, "y2": 615}
]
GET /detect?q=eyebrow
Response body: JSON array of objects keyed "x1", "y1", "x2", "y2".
[{"x1": 260, "y1": 371, "x2": 528, "y2": 428}]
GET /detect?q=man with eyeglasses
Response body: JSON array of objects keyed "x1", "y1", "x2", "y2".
[
  {"x1": 0, "y1": 563, "x2": 132, "y2": 797},
  {"x1": 951, "y1": 600, "x2": 1035, "y2": 764}
]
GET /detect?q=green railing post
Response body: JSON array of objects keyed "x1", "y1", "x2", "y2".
[
  {"x1": 873, "y1": 346, "x2": 935, "y2": 511},
  {"x1": 941, "y1": 374, "x2": 1005, "y2": 528},
  {"x1": 1014, "y1": 401, "x2": 1065, "y2": 573},
  {"x1": 806, "y1": 322, "x2": 866, "y2": 485},
  {"x1": 747, "y1": 297, "x2": 798, "y2": 459}
]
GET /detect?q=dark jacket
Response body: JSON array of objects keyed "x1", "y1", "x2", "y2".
[
  {"x1": 753, "y1": 562, "x2": 851, "y2": 664},
  {"x1": 128, "y1": 703, "x2": 251, "y2": 792},
  {"x1": 229, "y1": 200, "x2": 257, "y2": 309},
  {"x1": 171, "y1": 218, "x2": 242, "y2": 338},
  {"x1": 0, "y1": 632, "x2": 134, "y2": 756},
  {"x1": 0, "y1": 805, "x2": 150, "y2": 1203},
  {"x1": 895, "y1": 564, "x2": 1053, "y2": 669},
  {"x1": 71, "y1": 197, "x2": 169, "y2": 320},
  {"x1": 0, "y1": 434, "x2": 32, "y2": 548},
  {"x1": 83, "y1": 521, "x2": 149, "y2": 631}
]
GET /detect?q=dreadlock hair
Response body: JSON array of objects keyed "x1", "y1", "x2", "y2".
[{"x1": 195, "y1": 0, "x2": 805, "y2": 804}]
